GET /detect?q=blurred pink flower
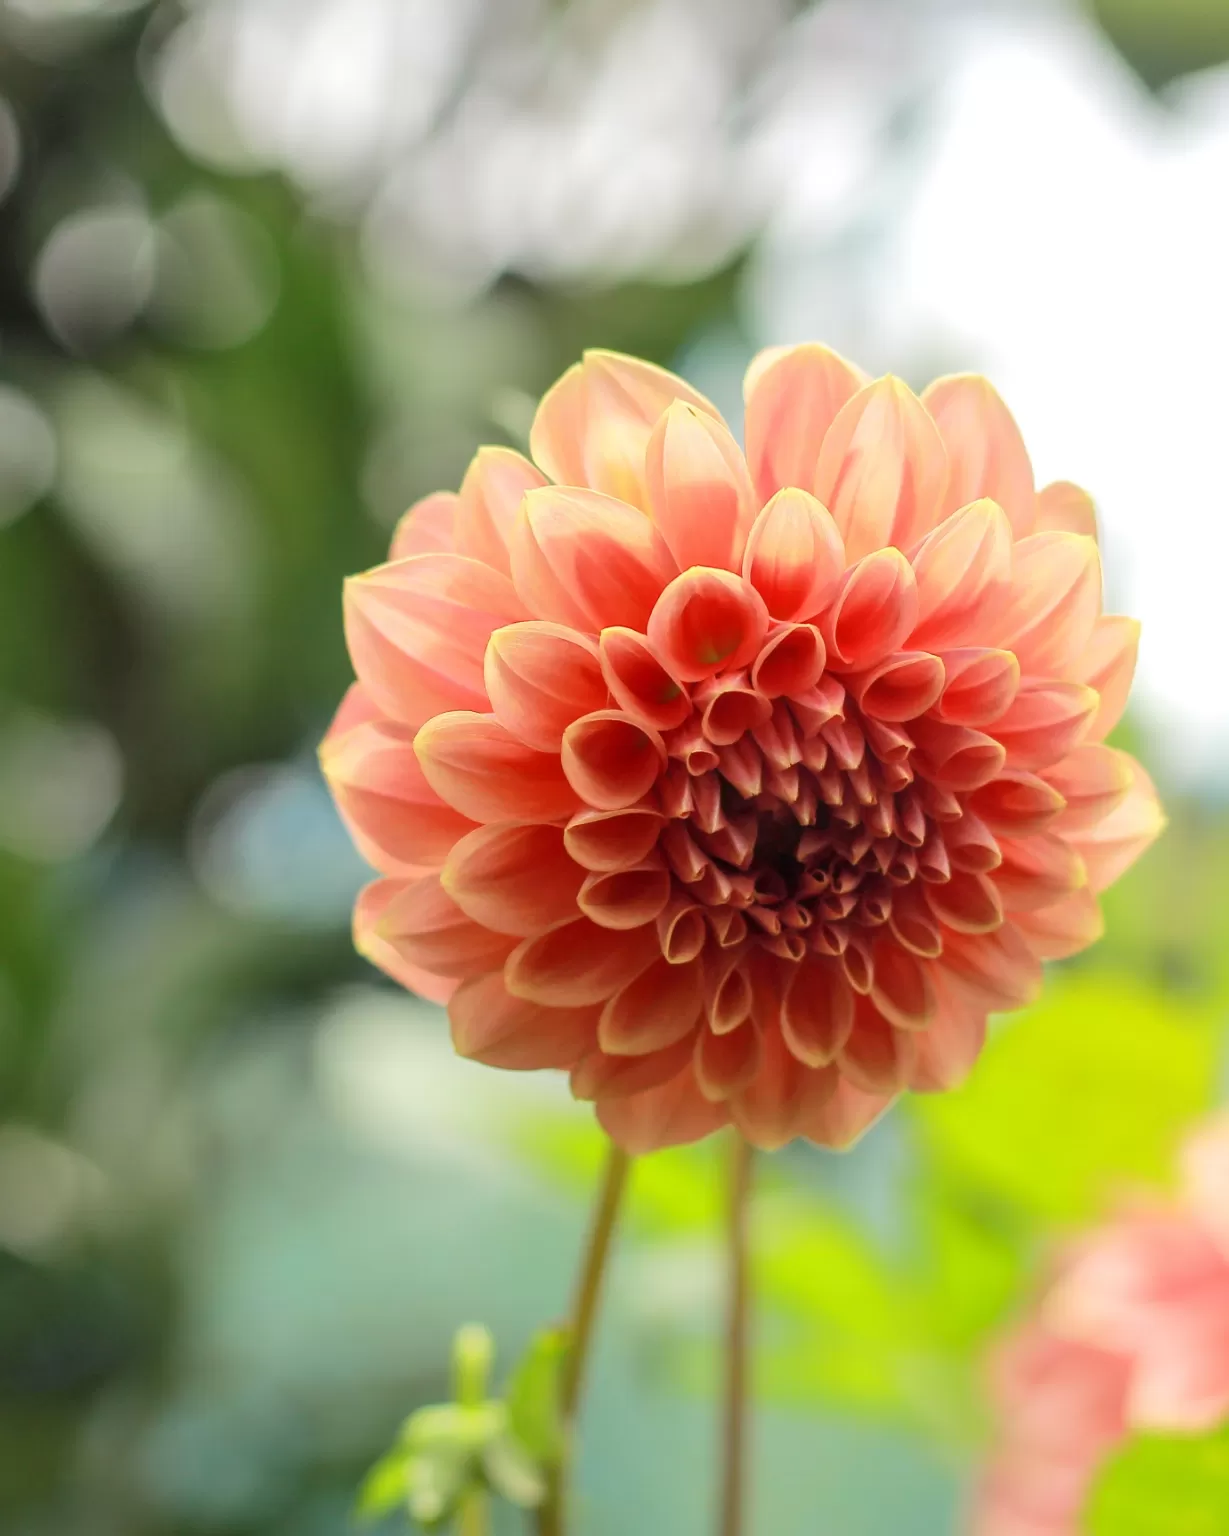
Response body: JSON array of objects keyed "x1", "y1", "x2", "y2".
[
  {"x1": 321, "y1": 345, "x2": 1162, "y2": 1153},
  {"x1": 975, "y1": 1115, "x2": 1229, "y2": 1534}
]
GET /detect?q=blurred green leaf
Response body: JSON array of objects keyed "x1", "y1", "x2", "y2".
[
  {"x1": 912, "y1": 973, "x2": 1221, "y2": 1221},
  {"x1": 1088, "y1": 1422, "x2": 1229, "y2": 1533},
  {"x1": 504, "y1": 1326, "x2": 570, "y2": 1465},
  {"x1": 356, "y1": 1445, "x2": 410, "y2": 1521},
  {"x1": 482, "y1": 1434, "x2": 548, "y2": 1509}
]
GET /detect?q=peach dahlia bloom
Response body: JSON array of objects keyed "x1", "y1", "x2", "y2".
[
  {"x1": 320, "y1": 345, "x2": 1161, "y2": 1154},
  {"x1": 975, "y1": 1115, "x2": 1229, "y2": 1536}
]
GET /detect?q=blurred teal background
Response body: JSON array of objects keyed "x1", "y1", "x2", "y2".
[{"x1": 3, "y1": 2, "x2": 1229, "y2": 1532}]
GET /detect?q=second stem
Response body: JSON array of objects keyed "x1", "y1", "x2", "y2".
[{"x1": 720, "y1": 1133, "x2": 753, "y2": 1536}]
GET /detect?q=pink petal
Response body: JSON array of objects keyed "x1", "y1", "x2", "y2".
[
  {"x1": 908, "y1": 499, "x2": 1013, "y2": 651},
  {"x1": 731, "y1": 1024, "x2": 811, "y2": 1149},
  {"x1": 939, "y1": 923, "x2": 1043, "y2": 1012},
  {"x1": 780, "y1": 956, "x2": 855, "y2": 1066},
  {"x1": 1179, "y1": 1116, "x2": 1229, "y2": 1259},
  {"x1": 505, "y1": 915, "x2": 660, "y2": 1005},
  {"x1": 484, "y1": 621, "x2": 609, "y2": 750},
  {"x1": 390, "y1": 490, "x2": 457, "y2": 559},
  {"x1": 697, "y1": 674, "x2": 773, "y2": 746},
  {"x1": 969, "y1": 770, "x2": 1068, "y2": 837},
  {"x1": 571, "y1": 1034, "x2": 697, "y2": 1102},
  {"x1": 993, "y1": 834, "x2": 1086, "y2": 912},
  {"x1": 1044, "y1": 744, "x2": 1134, "y2": 833},
  {"x1": 868, "y1": 940, "x2": 937, "y2": 1030},
  {"x1": 441, "y1": 822, "x2": 585, "y2": 936},
  {"x1": 992, "y1": 683, "x2": 1099, "y2": 772},
  {"x1": 908, "y1": 999, "x2": 987, "y2": 1091},
  {"x1": 344, "y1": 554, "x2": 528, "y2": 727},
  {"x1": 750, "y1": 624, "x2": 827, "y2": 700},
  {"x1": 530, "y1": 349, "x2": 721, "y2": 511},
  {"x1": 820, "y1": 547, "x2": 918, "y2": 670},
  {"x1": 1014, "y1": 886, "x2": 1105, "y2": 960},
  {"x1": 454, "y1": 447, "x2": 548, "y2": 574},
  {"x1": 996, "y1": 532, "x2": 1102, "y2": 677},
  {"x1": 798, "y1": 1076, "x2": 895, "y2": 1150},
  {"x1": 415, "y1": 711, "x2": 581, "y2": 823},
  {"x1": 353, "y1": 879, "x2": 459, "y2": 1003},
  {"x1": 511, "y1": 485, "x2": 679, "y2": 632},
  {"x1": 657, "y1": 896, "x2": 708, "y2": 964},
  {"x1": 378, "y1": 873, "x2": 519, "y2": 980},
  {"x1": 577, "y1": 859, "x2": 672, "y2": 930},
  {"x1": 937, "y1": 648, "x2": 1020, "y2": 727},
  {"x1": 645, "y1": 400, "x2": 756, "y2": 571},
  {"x1": 814, "y1": 376, "x2": 948, "y2": 557},
  {"x1": 910, "y1": 717, "x2": 1007, "y2": 791},
  {"x1": 1034, "y1": 480, "x2": 1098, "y2": 540},
  {"x1": 839, "y1": 998, "x2": 918, "y2": 1093},
  {"x1": 599, "y1": 627, "x2": 691, "y2": 731},
  {"x1": 694, "y1": 1020, "x2": 763, "y2": 1102},
  {"x1": 925, "y1": 870, "x2": 1005, "y2": 934},
  {"x1": 321, "y1": 707, "x2": 479, "y2": 872},
  {"x1": 742, "y1": 342, "x2": 865, "y2": 503},
  {"x1": 647, "y1": 567, "x2": 770, "y2": 682},
  {"x1": 1071, "y1": 615, "x2": 1140, "y2": 739},
  {"x1": 596, "y1": 1066, "x2": 728, "y2": 1152},
  {"x1": 449, "y1": 970, "x2": 597, "y2": 1069},
  {"x1": 561, "y1": 709, "x2": 667, "y2": 810},
  {"x1": 1067, "y1": 756, "x2": 1164, "y2": 892},
  {"x1": 563, "y1": 806, "x2": 666, "y2": 872},
  {"x1": 598, "y1": 954, "x2": 706, "y2": 1054},
  {"x1": 921, "y1": 373, "x2": 1035, "y2": 536},
  {"x1": 847, "y1": 650, "x2": 945, "y2": 722},
  {"x1": 741, "y1": 487, "x2": 845, "y2": 620}
]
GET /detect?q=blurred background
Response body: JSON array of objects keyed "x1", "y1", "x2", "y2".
[{"x1": 2, "y1": 0, "x2": 1229, "y2": 1531}]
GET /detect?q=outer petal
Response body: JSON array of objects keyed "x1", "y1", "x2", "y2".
[
  {"x1": 353, "y1": 879, "x2": 459, "y2": 1003},
  {"x1": 321, "y1": 709, "x2": 478, "y2": 872},
  {"x1": 908, "y1": 499, "x2": 1013, "y2": 652},
  {"x1": 645, "y1": 400, "x2": 756, "y2": 571},
  {"x1": 449, "y1": 970, "x2": 597, "y2": 1069},
  {"x1": 415, "y1": 712, "x2": 581, "y2": 824},
  {"x1": 1071, "y1": 615, "x2": 1140, "y2": 739},
  {"x1": 799, "y1": 1076, "x2": 895, "y2": 1150},
  {"x1": 820, "y1": 547, "x2": 918, "y2": 670},
  {"x1": 454, "y1": 447, "x2": 548, "y2": 574},
  {"x1": 1067, "y1": 757, "x2": 1164, "y2": 892},
  {"x1": 921, "y1": 373, "x2": 1035, "y2": 536},
  {"x1": 511, "y1": 485, "x2": 679, "y2": 632},
  {"x1": 741, "y1": 487, "x2": 845, "y2": 621},
  {"x1": 1044, "y1": 744, "x2": 1134, "y2": 834},
  {"x1": 731, "y1": 1025, "x2": 812, "y2": 1150},
  {"x1": 813, "y1": 376, "x2": 948, "y2": 559},
  {"x1": 1013, "y1": 885, "x2": 1105, "y2": 960},
  {"x1": 994, "y1": 532, "x2": 1102, "y2": 677},
  {"x1": 442, "y1": 822, "x2": 585, "y2": 936},
  {"x1": 377, "y1": 873, "x2": 518, "y2": 981},
  {"x1": 344, "y1": 554, "x2": 528, "y2": 728},
  {"x1": 742, "y1": 342, "x2": 866, "y2": 504},
  {"x1": 991, "y1": 682, "x2": 1099, "y2": 772},
  {"x1": 596, "y1": 1066, "x2": 728, "y2": 1152},
  {"x1": 1034, "y1": 480, "x2": 1098, "y2": 540},
  {"x1": 530, "y1": 349, "x2": 720, "y2": 511},
  {"x1": 484, "y1": 621, "x2": 608, "y2": 750},
  {"x1": 908, "y1": 995, "x2": 987, "y2": 1092},
  {"x1": 598, "y1": 954, "x2": 705, "y2": 1055},
  {"x1": 390, "y1": 490, "x2": 457, "y2": 558},
  {"x1": 505, "y1": 916, "x2": 659, "y2": 1006}
]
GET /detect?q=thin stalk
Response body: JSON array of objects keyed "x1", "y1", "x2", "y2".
[
  {"x1": 537, "y1": 1142, "x2": 632, "y2": 1536},
  {"x1": 457, "y1": 1491, "x2": 488, "y2": 1536},
  {"x1": 720, "y1": 1133, "x2": 753, "y2": 1536}
]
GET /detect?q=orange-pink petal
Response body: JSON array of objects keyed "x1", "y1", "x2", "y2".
[
  {"x1": 992, "y1": 682, "x2": 1099, "y2": 772},
  {"x1": 598, "y1": 954, "x2": 705, "y2": 1055},
  {"x1": 561, "y1": 710, "x2": 667, "y2": 810},
  {"x1": 484, "y1": 621, "x2": 608, "y2": 750},
  {"x1": 937, "y1": 648, "x2": 1020, "y2": 727},
  {"x1": 742, "y1": 342, "x2": 865, "y2": 504},
  {"x1": 741, "y1": 487, "x2": 845, "y2": 621},
  {"x1": 353, "y1": 879, "x2": 459, "y2": 1003},
  {"x1": 1072, "y1": 615, "x2": 1141, "y2": 739},
  {"x1": 599, "y1": 627, "x2": 691, "y2": 731},
  {"x1": 820, "y1": 547, "x2": 918, "y2": 670},
  {"x1": 563, "y1": 806, "x2": 666, "y2": 872},
  {"x1": 505, "y1": 915, "x2": 659, "y2": 1005},
  {"x1": 814, "y1": 376, "x2": 948, "y2": 558},
  {"x1": 995, "y1": 531, "x2": 1102, "y2": 677},
  {"x1": 645, "y1": 400, "x2": 756, "y2": 571},
  {"x1": 390, "y1": 490, "x2": 457, "y2": 559},
  {"x1": 378, "y1": 873, "x2": 518, "y2": 980},
  {"x1": 454, "y1": 447, "x2": 548, "y2": 574},
  {"x1": 1067, "y1": 757, "x2": 1164, "y2": 892},
  {"x1": 780, "y1": 956, "x2": 855, "y2": 1066},
  {"x1": 647, "y1": 567, "x2": 770, "y2": 682},
  {"x1": 908, "y1": 499, "x2": 1013, "y2": 652},
  {"x1": 415, "y1": 711, "x2": 581, "y2": 823},
  {"x1": 442, "y1": 822, "x2": 585, "y2": 936},
  {"x1": 344, "y1": 554, "x2": 528, "y2": 728},
  {"x1": 1034, "y1": 479, "x2": 1098, "y2": 540},
  {"x1": 449, "y1": 970, "x2": 597, "y2": 1069},
  {"x1": 596, "y1": 1067, "x2": 728, "y2": 1152},
  {"x1": 921, "y1": 373, "x2": 1035, "y2": 536}
]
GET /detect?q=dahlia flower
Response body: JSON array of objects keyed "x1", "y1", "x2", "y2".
[
  {"x1": 975, "y1": 1115, "x2": 1229, "y2": 1535},
  {"x1": 321, "y1": 345, "x2": 1161, "y2": 1153}
]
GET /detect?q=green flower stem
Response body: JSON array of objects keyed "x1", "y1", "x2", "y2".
[
  {"x1": 720, "y1": 1134, "x2": 753, "y2": 1536},
  {"x1": 537, "y1": 1141, "x2": 632, "y2": 1536},
  {"x1": 457, "y1": 1490, "x2": 488, "y2": 1536}
]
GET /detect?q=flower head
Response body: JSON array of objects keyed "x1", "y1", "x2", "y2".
[
  {"x1": 321, "y1": 345, "x2": 1162, "y2": 1154},
  {"x1": 974, "y1": 1115, "x2": 1229, "y2": 1535}
]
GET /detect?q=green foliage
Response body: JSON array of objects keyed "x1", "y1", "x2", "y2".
[
  {"x1": 505, "y1": 1326, "x2": 570, "y2": 1465},
  {"x1": 1088, "y1": 1422, "x2": 1229, "y2": 1533}
]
